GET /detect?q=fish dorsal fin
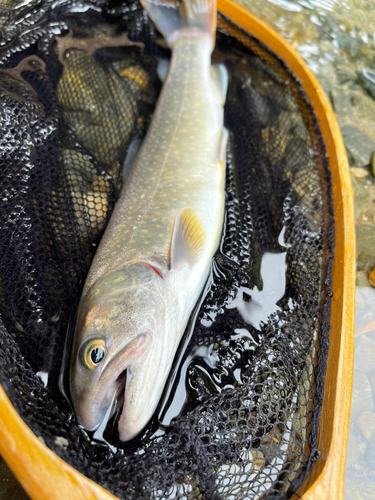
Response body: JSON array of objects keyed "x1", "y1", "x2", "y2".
[{"x1": 170, "y1": 208, "x2": 206, "y2": 269}]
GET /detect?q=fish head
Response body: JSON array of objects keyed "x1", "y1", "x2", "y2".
[{"x1": 70, "y1": 262, "x2": 167, "y2": 439}]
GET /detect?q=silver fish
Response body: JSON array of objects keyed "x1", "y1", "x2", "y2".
[{"x1": 70, "y1": 0, "x2": 228, "y2": 441}]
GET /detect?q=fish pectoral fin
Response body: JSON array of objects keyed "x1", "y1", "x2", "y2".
[
  {"x1": 211, "y1": 64, "x2": 228, "y2": 105},
  {"x1": 218, "y1": 128, "x2": 229, "y2": 168},
  {"x1": 170, "y1": 208, "x2": 206, "y2": 269}
]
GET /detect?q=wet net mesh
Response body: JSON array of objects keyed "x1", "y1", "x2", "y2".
[{"x1": 0, "y1": 1, "x2": 334, "y2": 499}]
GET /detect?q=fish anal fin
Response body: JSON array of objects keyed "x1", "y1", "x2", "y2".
[{"x1": 170, "y1": 208, "x2": 206, "y2": 269}]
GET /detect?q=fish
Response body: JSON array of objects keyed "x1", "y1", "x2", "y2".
[{"x1": 70, "y1": 0, "x2": 228, "y2": 441}]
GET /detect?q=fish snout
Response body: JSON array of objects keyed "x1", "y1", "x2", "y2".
[
  {"x1": 74, "y1": 386, "x2": 117, "y2": 432},
  {"x1": 72, "y1": 334, "x2": 150, "y2": 434}
]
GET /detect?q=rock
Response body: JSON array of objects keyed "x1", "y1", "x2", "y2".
[
  {"x1": 351, "y1": 175, "x2": 371, "y2": 218},
  {"x1": 345, "y1": 468, "x2": 375, "y2": 499},
  {"x1": 329, "y1": 87, "x2": 353, "y2": 117},
  {"x1": 320, "y1": 79, "x2": 332, "y2": 100},
  {"x1": 366, "y1": 432, "x2": 375, "y2": 470},
  {"x1": 245, "y1": 449, "x2": 264, "y2": 469},
  {"x1": 357, "y1": 286, "x2": 375, "y2": 311},
  {"x1": 336, "y1": 30, "x2": 364, "y2": 57},
  {"x1": 355, "y1": 288, "x2": 375, "y2": 338},
  {"x1": 351, "y1": 167, "x2": 369, "y2": 178},
  {"x1": 356, "y1": 224, "x2": 375, "y2": 265},
  {"x1": 354, "y1": 335, "x2": 375, "y2": 373},
  {"x1": 54, "y1": 436, "x2": 69, "y2": 448},
  {"x1": 341, "y1": 125, "x2": 375, "y2": 168},
  {"x1": 357, "y1": 411, "x2": 375, "y2": 440},
  {"x1": 336, "y1": 68, "x2": 355, "y2": 85},
  {"x1": 357, "y1": 270, "x2": 369, "y2": 288},
  {"x1": 366, "y1": 328, "x2": 375, "y2": 343},
  {"x1": 351, "y1": 370, "x2": 373, "y2": 419},
  {"x1": 370, "y1": 373, "x2": 375, "y2": 397},
  {"x1": 346, "y1": 430, "x2": 365, "y2": 468},
  {"x1": 358, "y1": 69, "x2": 375, "y2": 101}
]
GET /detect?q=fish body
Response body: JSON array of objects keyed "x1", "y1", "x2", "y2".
[{"x1": 70, "y1": 0, "x2": 228, "y2": 441}]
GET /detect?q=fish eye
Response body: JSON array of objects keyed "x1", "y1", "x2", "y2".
[{"x1": 82, "y1": 339, "x2": 106, "y2": 369}]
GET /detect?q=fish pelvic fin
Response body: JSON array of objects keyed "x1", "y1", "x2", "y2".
[
  {"x1": 140, "y1": 0, "x2": 216, "y2": 47},
  {"x1": 170, "y1": 208, "x2": 206, "y2": 269}
]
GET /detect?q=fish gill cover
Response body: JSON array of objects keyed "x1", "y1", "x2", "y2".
[{"x1": 0, "y1": 0, "x2": 334, "y2": 498}]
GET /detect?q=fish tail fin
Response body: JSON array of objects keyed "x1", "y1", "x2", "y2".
[
  {"x1": 140, "y1": 0, "x2": 216, "y2": 47},
  {"x1": 182, "y1": 0, "x2": 216, "y2": 37}
]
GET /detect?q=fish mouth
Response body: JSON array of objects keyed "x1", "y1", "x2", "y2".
[
  {"x1": 77, "y1": 334, "x2": 148, "y2": 432},
  {"x1": 112, "y1": 367, "x2": 128, "y2": 419}
]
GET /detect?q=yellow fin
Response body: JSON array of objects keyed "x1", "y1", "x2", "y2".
[{"x1": 170, "y1": 208, "x2": 206, "y2": 268}]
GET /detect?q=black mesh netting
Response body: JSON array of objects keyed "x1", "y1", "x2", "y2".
[{"x1": 0, "y1": 1, "x2": 334, "y2": 499}]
